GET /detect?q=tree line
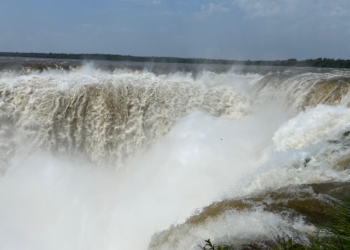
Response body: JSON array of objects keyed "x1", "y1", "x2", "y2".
[{"x1": 1, "y1": 52, "x2": 350, "y2": 68}]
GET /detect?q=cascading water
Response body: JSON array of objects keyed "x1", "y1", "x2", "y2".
[
  {"x1": 1, "y1": 62, "x2": 350, "y2": 250},
  {"x1": 0, "y1": 66, "x2": 254, "y2": 168}
]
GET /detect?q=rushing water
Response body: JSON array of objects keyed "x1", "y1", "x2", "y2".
[{"x1": 1, "y1": 60, "x2": 350, "y2": 250}]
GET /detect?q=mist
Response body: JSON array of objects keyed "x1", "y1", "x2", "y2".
[{"x1": 1, "y1": 64, "x2": 350, "y2": 249}]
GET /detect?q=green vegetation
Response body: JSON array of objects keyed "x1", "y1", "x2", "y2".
[
  {"x1": 273, "y1": 201, "x2": 350, "y2": 250},
  {"x1": 1, "y1": 52, "x2": 350, "y2": 68},
  {"x1": 201, "y1": 201, "x2": 350, "y2": 250},
  {"x1": 198, "y1": 239, "x2": 231, "y2": 250},
  {"x1": 271, "y1": 236, "x2": 305, "y2": 250}
]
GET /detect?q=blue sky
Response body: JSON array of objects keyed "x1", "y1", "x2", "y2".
[{"x1": 1, "y1": 0, "x2": 350, "y2": 60}]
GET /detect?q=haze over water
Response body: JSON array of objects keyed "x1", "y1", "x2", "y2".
[{"x1": 1, "y1": 60, "x2": 350, "y2": 249}]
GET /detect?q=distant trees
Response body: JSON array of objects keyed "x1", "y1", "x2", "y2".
[
  {"x1": 0, "y1": 52, "x2": 350, "y2": 69},
  {"x1": 303, "y1": 58, "x2": 350, "y2": 68},
  {"x1": 243, "y1": 57, "x2": 350, "y2": 68}
]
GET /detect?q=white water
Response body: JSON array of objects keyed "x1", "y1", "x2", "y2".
[
  {"x1": 0, "y1": 66, "x2": 350, "y2": 250},
  {"x1": 273, "y1": 105, "x2": 350, "y2": 150}
]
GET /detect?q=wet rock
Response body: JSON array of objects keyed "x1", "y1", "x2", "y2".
[
  {"x1": 342, "y1": 131, "x2": 350, "y2": 140},
  {"x1": 335, "y1": 154, "x2": 350, "y2": 170}
]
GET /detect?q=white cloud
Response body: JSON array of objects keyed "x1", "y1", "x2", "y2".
[
  {"x1": 234, "y1": 0, "x2": 280, "y2": 18},
  {"x1": 196, "y1": 3, "x2": 230, "y2": 19},
  {"x1": 234, "y1": 0, "x2": 350, "y2": 19}
]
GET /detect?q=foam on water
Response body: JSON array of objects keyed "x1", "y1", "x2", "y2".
[
  {"x1": 0, "y1": 66, "x2": 260, "y2": 168},
  {"x1": 150, "y1": 210, "x2": 315, "y2": 250},
  {"x1": 273, "y1": 105, "x2": 350, "y2": 150},
  {"x1": 0, "y1": 66, "x2": 350, "y2": 250}
]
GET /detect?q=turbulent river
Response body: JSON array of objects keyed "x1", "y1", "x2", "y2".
[{"x1": 1, "y1": 59, "x2": 350, "y2": 250}]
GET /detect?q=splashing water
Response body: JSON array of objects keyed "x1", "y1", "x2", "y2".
[{"x1": 1, "y1": 64, "x2": 350, "y2": 250}]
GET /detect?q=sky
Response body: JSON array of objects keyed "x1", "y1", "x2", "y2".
[{"x1": 0, "y1": 0, "x2": 350, "y2": 60}]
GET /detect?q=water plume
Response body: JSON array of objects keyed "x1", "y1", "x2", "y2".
[{"x1": 1, "y1": 64, "x2": 350, "y2": 250}]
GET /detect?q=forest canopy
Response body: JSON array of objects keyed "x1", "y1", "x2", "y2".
[{"x1": 1, "y1": 52, "x2": 350, "y2": 68}]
